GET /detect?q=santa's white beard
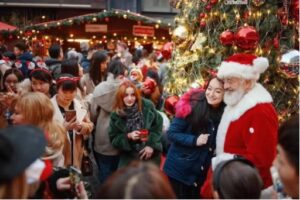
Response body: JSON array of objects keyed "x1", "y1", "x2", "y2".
[{"x1": 224, "y1": 86, "x2": 246, "y2": 106}]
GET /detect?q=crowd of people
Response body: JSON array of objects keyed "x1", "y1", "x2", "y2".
[{"x1": 0, "y1": 41, "x2": 298, "y2": 199}]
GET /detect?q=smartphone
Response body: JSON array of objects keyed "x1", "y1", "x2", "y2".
[
  {"x1": 270, "y1": 166, "x2": 287, "y2": 198},
  {"x1": 69, "y1": 166, "x2": 82, "y2": 197},
  {"x1": 65, "y1": 110, "x2": 76, "y2": 122}
]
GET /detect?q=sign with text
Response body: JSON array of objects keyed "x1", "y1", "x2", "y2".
[
  {"x1": 85, "y1": 24, "x2": 107, "y2": 33},
  {"x1": 132, "y1": 25, "x2": 155, "y2": 37},
  {"x1": 225, "y1": 0, "x2": 248, "y2": 4}
]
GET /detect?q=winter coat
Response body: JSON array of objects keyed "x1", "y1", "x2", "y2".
[
  {"x1": 108, "y1": 98, "x2": 163, "y2": 168},
  {"x1": 91, "y1": 73, "x2": 121, "y2": 156},
  {"x1": 80, "y1": 73, "x2": 95, "y2": 95},
  {"x1": 163, "y1": 114, "x2": 222, "y2": 187},
  {"x1": 216, "y1": 83, "x2": 278, "y2": 187},
  {"x1": 201, "y1": 83, "x2": 278, "y2": 198},
  {"x1": 45, "y1": 58, "x2": 61, "y2": 80},
  {"x1": 17, "y1": 52, "x2": 33, "y2": 77},
  {"x1": 51, "y1": 96, "x2": 94, "y2": 169}
]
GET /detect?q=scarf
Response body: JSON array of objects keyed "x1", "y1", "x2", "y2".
[{"x1": 125, "y1": 103, "x2": 144, "y2": 133}]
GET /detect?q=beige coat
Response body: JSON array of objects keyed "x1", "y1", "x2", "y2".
[
  {"x1": 91, "y1": 73, "x2": 121, "y2": 156},
  {"x1": 51, "y1": 96, "x2": 94, "y2": 168},
  {"x1": 80, "y1": 73, "x2": 95, "y2": 95}
]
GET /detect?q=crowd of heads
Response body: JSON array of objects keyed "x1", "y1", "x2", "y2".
[{"x1": 0, "y1": 40, "x2": 298, "y2": 199}]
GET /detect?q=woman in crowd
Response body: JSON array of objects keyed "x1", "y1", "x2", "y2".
[
  {"x1": 80, "y1": 51, "x2": 108, "y2": 95},
  {"x1": 97, "y1": 161, "x2": 176, "y2": 199},
  {"x1": 11, "y1": 92, "x2": 65, "y2": 167},
  {"x1": 212, "y1": 158, "x2": 263, "y2": 199},
  {"x1": 273, "y1": 115, "x2": 299, "y2": 199},
  {"x1": 163, "y1": 77, "x2": 225, "y2": 199},
  {"x1": 0, "y1": 68, "x2": 24, "y2": 127},
  {"x1": 29, "y1": 68, "x2": 55, "y2": 97},
  {"x1": 91, "y1": 60, "x2": 127, "y2": 184},
  {"x1": 1, "y1": 68, "x2": 24, "y2": 93},
  {"x1": 51, "y1": 74, "x2": 93, "y2": 169},
  {"x1": 108, "y1": 81, "x2": 163, "y2": 168},
  {"x1": 128, "y1": 67, "x2": 143, "y2": 88}
]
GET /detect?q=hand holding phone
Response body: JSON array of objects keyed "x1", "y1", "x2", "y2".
[{"x1": 69, "y1": 166, "x2": 82, "y2": 197}]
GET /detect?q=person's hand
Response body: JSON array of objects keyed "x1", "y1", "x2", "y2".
[
  {"x1": 127, "y1": 131, "x2": 141, "y2": 141},
  {"x1": 139, "y1": 146, "x2": 154, "y2": 160},
  {"x1": 56, "y1": 177, "x2": 71, "y2": 191},
  {"x1": 74, "y1": 121, "x2": 83, "y2": 132},
  {"x1": 75, "y1": 181, "x2": 88, "y2": 199},
  {"x1": 196, "y1": 134, "x2": 210, "y2": 146},
  {"x1": 63, "y1": 116, "x2": 77, "y2": 130}
]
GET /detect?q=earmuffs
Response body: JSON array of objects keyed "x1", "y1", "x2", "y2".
[{"x1": 212, "y1": 156, "x2": 255, "y2": 199}]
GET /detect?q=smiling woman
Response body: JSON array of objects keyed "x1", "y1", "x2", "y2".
[
  {"x1": 163, "y1": 76, "x2": 225, "y2": 199},
  {"x1": 109, "y1": 80, "x2": 163, "y2": 168}
]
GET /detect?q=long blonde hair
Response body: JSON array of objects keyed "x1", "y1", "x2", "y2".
[{"x1": 15, "y1": 92, "x2": 65, "y2": 158}]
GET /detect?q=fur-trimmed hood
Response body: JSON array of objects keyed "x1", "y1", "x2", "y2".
[{"x1": 175, "y1": 88, "x2": 204, "y2": 118}]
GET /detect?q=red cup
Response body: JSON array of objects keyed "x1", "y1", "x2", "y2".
[{"x1": 139, "y1": 129, "x2": 149, "y2": 142}]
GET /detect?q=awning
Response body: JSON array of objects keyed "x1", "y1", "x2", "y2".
[{"x1": 0, "y1": 22, "x2": 17, "y2": 31}]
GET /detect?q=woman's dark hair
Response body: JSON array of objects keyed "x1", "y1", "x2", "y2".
[
  {"x1": 2, "y1": 68, "x2": 24, "y2": 92},
  {"x1": 29, "y1": 69, "x2": 52, "y2": 84},
  {"x1": 48, "y1": 44, "x2": 61, "y2": 59},
  {"x1": 213, "y1": 159, "x2": 263, "y2": 199},
  {"x1": 3, "y1": 51, "x2": 16, "y2": 61},
  {"x1": 89, "y1": 51, "x2": 108, "y2": 85},
  {"x1": 56, "y1": 74, "x2": 78, "y2": 92},
  {"x1": 186, "y1": 77, "x2": 225, "y2": 133},
  {"x1": 14, "y1": 42, "x2": 27, "y2": 52},
  {"x1": 97, "y1": 161, "x2": 176, "y2": 199},
  {"x1": 278, "y1": 115, "x2": 299, "y2": 175},
  {"x1": 29, "y1": 69, "x2": 56, "y2": 96},
  {"x1": 61, "y1": 59, "x2": 79, "y2": 77},
  {"x1": 108, "y1": 60, "x2": 127, "y2": 79}
]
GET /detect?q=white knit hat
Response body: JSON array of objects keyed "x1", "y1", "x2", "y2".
[{"x1": 217, "y1": 53, "x2": 269, "y2": 80}]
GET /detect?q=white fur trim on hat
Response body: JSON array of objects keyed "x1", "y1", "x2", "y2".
[{"x1": 217, "y1": 57, "x2": 269, "y2": 80}]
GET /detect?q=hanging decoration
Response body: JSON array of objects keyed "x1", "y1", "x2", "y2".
[
  {"x1": 219, "y1": 30, "x2": 234, "y2": 46},
  {"x1": 279, "y1": 50, "x2": 299, "y2": 78},
  {"x1": 234, "y1": 26, "x2": 259, "y2": 50}
]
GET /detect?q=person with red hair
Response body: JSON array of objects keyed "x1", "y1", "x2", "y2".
[{"x1": 108, "y1": 81, "x2": 163, "y2": 168}]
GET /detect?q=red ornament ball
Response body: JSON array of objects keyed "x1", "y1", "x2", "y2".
[
  {"x1": 235, "y1": 26, "x2": 259, "y2": 50},
  {"x1": 199, "y1": 13, "x2": 206, "y2": 19},
  {"x1": 205, "y1": 4, "x2": 212, "y2": 11},
  {"x1": 104, "y1": 17, "x2": 109, "y2": 22},
  {"x1": 219, "y1": 30, "x2": 234, "y2": 46},
  {"x1": 164, "y1": 95, "x2": 180, "y2": 116},
  {"x1": 161, "y1": 42, "x2": 173, "y2": 60},
  {"x1": 273, "y1": 37, "x2": 279, "y2": 49},
  {"x1": 210, "y1": 0, "x2": 218, "y2": 5},
  {"x1": 200, "y1": 20, "x2": 206, "y2": 28}
]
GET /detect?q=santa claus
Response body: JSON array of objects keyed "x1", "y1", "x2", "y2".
[{"x1": 201, "y1": 53, "x2": 278, "y2": 197}]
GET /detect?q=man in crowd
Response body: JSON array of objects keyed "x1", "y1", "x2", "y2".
[{"x1": 202, "y1": 53, "x2": 278, "y2": 197}]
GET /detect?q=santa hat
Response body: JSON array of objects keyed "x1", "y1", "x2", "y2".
[{"x1": 217, "y1": 53, "x2": 269, "y2": 80}]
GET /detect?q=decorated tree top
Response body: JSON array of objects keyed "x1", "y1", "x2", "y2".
[{"x1": 166, "y1": 0, "x2": 299, "y2": 122}]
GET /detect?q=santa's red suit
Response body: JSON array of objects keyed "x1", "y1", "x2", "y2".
[{"x1": 201, "y1": 54, "x2": 278, "y2": 198}]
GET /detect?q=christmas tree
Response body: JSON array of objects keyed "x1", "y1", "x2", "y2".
[{"x1": 166, "y1": 0, "x2": 299, "y2": 122}]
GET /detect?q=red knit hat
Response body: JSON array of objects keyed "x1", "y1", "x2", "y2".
[{"x1": 217, "y1": 53, "x2": 269, "y2": 80}]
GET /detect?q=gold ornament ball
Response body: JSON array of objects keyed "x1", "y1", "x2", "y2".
[{"x1": 172, "y1": 25, "x2": 189, "y2": 43}]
